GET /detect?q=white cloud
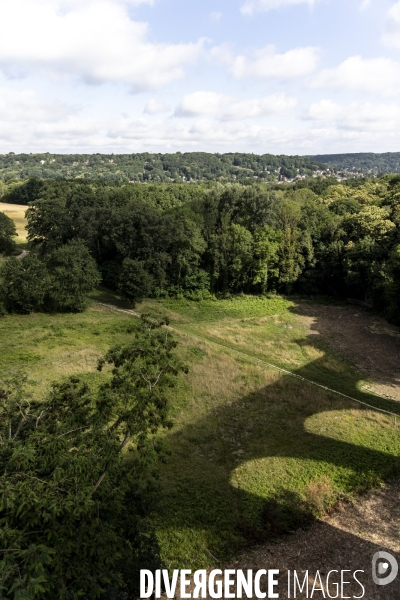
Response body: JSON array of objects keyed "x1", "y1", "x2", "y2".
[
  {"x1": 212, "y1": 45, "x2": 319, "y2": 80},
  {"x1": 310, "y1": 56, "x2": 400, "y2": 96},
  {"x1": 175, "y1": 91, "x2": 298, "y2": 120},
  {"x1": 175, "y1": 92, "x2": 234, "y2": 117},
  {"x1": 2, "y1": 110, "x2": 400, "y2": 155},
  {"x1": 0, "y1": 87, "x2": 77, "y2": 122},
  {"x1": 144, "y1": 99, "x2": 171, "y2": 114},
  {"x1": 0, "y1": 0, "x2": 203, "y2": 91},
  {"x1": 383, "y1": 1, "x2": 400, "y2": 48},
  {"x1": 221, "y1": 94, "x2": 298, "y2": 120},
  {"x1": 241, "y1": 0, "x2": 315, "y2": 16},
  {"x1": 305, "y1": 99, "x2": 400, "y2": 131}
]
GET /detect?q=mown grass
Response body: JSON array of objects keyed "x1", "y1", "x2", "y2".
[{"x1": 0, "y1": 202, "x2": 28, "y2": 243}]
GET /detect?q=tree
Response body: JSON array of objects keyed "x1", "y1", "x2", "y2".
[
  {"x1": 0, "y1": 317, "x2": 187, "y2": 599},
  {"x1": 46, "y1": 240, "x2": 101, "y2": 312},
  {"x1": 252, "y1": 226, "x2": 282, "y2": 292},
  {"x1": 0, "y1": 254, "x2": 49, "y2": 313},
  {"x1": 211, "y1": 221, "x2": 254, "y2": 292},
  {"x1": 2, "y1": 176, "x2": 44, "y2": 206},
  {"x1": 117, "y1": 258, "x2": 154, "y2": 305},
  {"x1": 0, "y1": 212, "x2": 17, "y2": 255}
]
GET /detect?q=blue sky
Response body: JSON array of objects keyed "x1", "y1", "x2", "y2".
[{"x1": 0, "y1": 0, "x2": 400, "y2": 154}]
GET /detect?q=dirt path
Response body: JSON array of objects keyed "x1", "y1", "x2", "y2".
[
  {"x1": 169, "y1": 481, "x2": 400, "y2": 599},
  {"x1": 222, "y1": 480, "x2": 400, "y2": 599},
  {"x1": 294, "y1": 303, "x2": 400, "y2": 402}
]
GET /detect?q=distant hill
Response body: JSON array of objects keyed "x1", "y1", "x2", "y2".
[
  {"x1": 0, "y1": 152, "x2": 325, "y2": 183},
  {"x1": 309, "y1": 152, "x2": 400, "y2": 174},
  {"x1": 3, "y1": 151, "x2": 400, "y2": 183}
]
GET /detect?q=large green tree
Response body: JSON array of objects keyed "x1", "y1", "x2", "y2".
[
  {"x1": 0, "y1": 254, "x2": 49, "y2": 314},
  {"x1": 45, "y1": 239, "x2": 101, "y2": 312},
  {"x1": 0, "y1": 317, "x2": 187, "y2": 599}
]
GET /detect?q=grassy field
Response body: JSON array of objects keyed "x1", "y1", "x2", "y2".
[
  {"x1": 0, "y1": 304, "x2": 135, "y2": 399},
  {"x1": 95, "y1": 293, "x2": 400, "y2": 568},
  {"x1": 0, "y1": 202, "x2": 28, "y2": 243},
  {"x1": 3, "y1": 298, "x2": 399, "y2": 571},
  {"x1": 3, "y1": 200, "x2": 399, "y2": 569}
]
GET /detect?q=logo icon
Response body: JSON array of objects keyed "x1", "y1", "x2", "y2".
[{"x1": 372, "y1": 551, "x2": 398, "y2": 586}]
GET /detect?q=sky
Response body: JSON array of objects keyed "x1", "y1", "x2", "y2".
[{"x1": 0, "y1": 0, "x2": 400, "y2": 155}]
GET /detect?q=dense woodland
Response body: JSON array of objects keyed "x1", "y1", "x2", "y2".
[
  {"x1": 0, "y1": 152, "x2": 327, "y2": 183},
  {"x1": 1, "y1": 175, "x2": 400, "y2": 324},
  {"x1": 311, "y1": 152, "x2": 400, "y2": 174},
  {"x1": 2, "y1": 152, "x2": 400, "y2": 184}
]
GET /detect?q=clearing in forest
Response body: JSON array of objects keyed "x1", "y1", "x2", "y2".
[{"x1": 0, "y1": 202, "x2": 28, "y2": 242}]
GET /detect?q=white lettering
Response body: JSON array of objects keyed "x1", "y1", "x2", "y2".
[
  {"x1": 163, "y1": 570, "x2": 179, "y2": 599},
  {"x1": 311, "y1": 571, "x2": 325, "y2": 597},
  {"x1": 224, "y1": 570, "x2": 236, "y2": 598},
  {"x1": 326, "y1": 570, "x2": 338, "y2": 599},
  {"x1": 255, "y1": 570, "x2": 266, "y2": 599},
  {"x1": 193, "y1": 570, "x2": 207, "y2": 599},
  {"x1": 237, "y1": 570, "x2": 253, "y2": 598},
  {"x1": 268, "y1": 570, "x2": 279, "y2": 599},
  {"x1": 294, "y1": 571, "x2": 309, "y2": 597},
  {"x1": 353, "y1": 571, "x2": 365, "y2": 599},
  {"x1": 140, "y1": 570, "x2": 153, "y2": 599},
  {"x1": 181, "y1": 570, "x2": 192, "y2": 599},
  {"x1": 209, "y1": 569, "x2": 223, "y2": 599},
  {"x1": 341, "y1": 571, "x2": 351, "y2": 599}
]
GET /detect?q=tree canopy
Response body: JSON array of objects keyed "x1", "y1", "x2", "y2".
[{"x1": 0, "y1": 316, "x2": 186, "y2": 599}]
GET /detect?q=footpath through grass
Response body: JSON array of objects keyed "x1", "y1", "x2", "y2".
[
  {"x1": 133, "y1": 295, "x2": 400, "y2": 568},
  {"x1": 1, "y1": 292, "x2": 399, "y2": 570}
]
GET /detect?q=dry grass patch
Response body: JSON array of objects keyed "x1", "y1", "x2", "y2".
[{"x1": 0, "y1": 202, "x2": 28, "y2": 242}]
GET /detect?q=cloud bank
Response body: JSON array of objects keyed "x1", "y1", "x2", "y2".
[{"x1": 0, "y1": 0, "x2": 203, "y2": 91}]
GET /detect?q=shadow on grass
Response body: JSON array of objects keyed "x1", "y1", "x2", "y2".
[
  {"x1": 156, "y1": 344, "x2": 400, "y2": 569},
  {"x1": 290, "y1": 301, "x2": 400, "y2": 400}
]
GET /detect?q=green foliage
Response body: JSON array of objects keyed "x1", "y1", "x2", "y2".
[
  {"x1": 2, "y1": 176, "x2": 44, "y2": 206},
  {"x1": 45, "y1": 240, "x2": 101, "y2": 312},
  {"x1": 310, "y1": 152, "x2": 400, "y2": 174},
  {"x1": 0, "y1": 255, "x2": 49, "y2": 314},
  {"x1": 0, "y1": 152, "x2": 323, "y2": 184},
  {"x1": 118, "y1": 258, "x2": 154, "y2": 304},
  {"x1": 0, "y1": 212, "x2": 17, "y2": 255},
  {"x1": 0, "y1": 242, "x2": 100, "y2": 314},
  {"x1": 19, "y1": 173, "x2": 400, "y2": 323},
  {"x1": 0, "y1": 317, "x2": 186, "y2": 598}
]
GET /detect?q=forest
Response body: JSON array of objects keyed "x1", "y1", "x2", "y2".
[
  {"x1": 311, "y1": 152, "x2": 400, "y2": 174},
  {"x1": 1, "y1": 174, "x2": 399, "y2": 324},
  {"x1": 2, "y1": 152, "x2": 400, "y2": 184},
  {"x1": 0, "y1": 152, "x2": 327, "y2": 183}
]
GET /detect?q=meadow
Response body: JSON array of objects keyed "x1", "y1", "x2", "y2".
[
  {"x1": 1, "y1": 205, "x2": 400, "y2": 571},
  {"x1": 0, "y1": 201, "x2": 28, "y2": 243}
]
